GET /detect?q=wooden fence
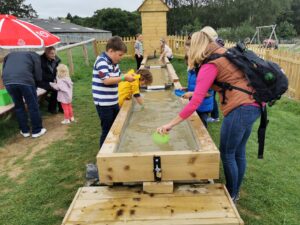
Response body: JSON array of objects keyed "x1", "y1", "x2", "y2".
[
  {"x1": 167, "y1": 36, "x2": 300, "y2": 100},
  {"x1": 93, "y1": 37, "x2": 136, "y2": 58}
]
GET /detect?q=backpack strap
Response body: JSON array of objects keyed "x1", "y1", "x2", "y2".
[
  {"x1": 257, "y1": 104, "x2": 269, "y2": 159},
  {"x1": 214, "y1": 81, "x2": 253, "y2": 104},
  {"x1": 204, "y1": 53, "x2": 254, "y2": 104}
]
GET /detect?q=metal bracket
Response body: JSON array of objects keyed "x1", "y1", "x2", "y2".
[{"x1": 153, "y1": 156, "x2": 162, "y2": 181}]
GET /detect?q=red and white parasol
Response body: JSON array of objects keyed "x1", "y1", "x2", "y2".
[{"x1": 0, "y1": 14, "x2": 61, "y2": 49}]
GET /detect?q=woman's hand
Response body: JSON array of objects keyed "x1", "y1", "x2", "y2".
[
  {"x1": 157, "y1": 123, "x2": 172, "y2": 134},
  {"x1": 182, "y1": 91, "x2": 193, "y2": 99}
]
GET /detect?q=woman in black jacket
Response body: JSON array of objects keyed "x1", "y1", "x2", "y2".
[{"x1": 40, "y1": 46, "x2": 62, "y2": 113}]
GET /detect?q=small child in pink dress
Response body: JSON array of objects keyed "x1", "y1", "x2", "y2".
[{"x1": 50, "y1": 64, "x2": 74, "y2": 124}]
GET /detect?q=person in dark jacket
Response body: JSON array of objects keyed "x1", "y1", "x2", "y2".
[
  {"x1": 2, "y1": 51, "x2": 47, "y2": 138},
  {"x1": 39, "y1": 46, "x2": 62, "y2": 113}
]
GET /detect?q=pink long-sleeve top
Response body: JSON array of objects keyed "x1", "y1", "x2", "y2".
[
  {"x1": 179, "y1": 63, "x2": 262, "y2": 119},
  {"x1": 179, "y1": 64, "x2": 218, "y2": 119}
]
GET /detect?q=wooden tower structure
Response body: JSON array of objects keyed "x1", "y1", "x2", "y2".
[{"x1": 138, "y1": 0, "x2": 169, "y2": 56}]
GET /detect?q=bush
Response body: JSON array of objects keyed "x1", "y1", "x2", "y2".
[
  {"x1": 217, "y1": 23, "x2": 255, "y2": 42},
  {"x1": 277, "y1": 21, "x2": 297, "y2": 40},
  {"x1": 217, "y1": 27, "x2": 235, "y2": 41}
]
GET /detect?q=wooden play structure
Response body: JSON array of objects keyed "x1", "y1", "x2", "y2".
[
  {"x1": 138, "y1": 0, "x2": 169, "y2": 56},
  {"x1": 62, "y1": 1, "x2": 244, "y2": 224}
]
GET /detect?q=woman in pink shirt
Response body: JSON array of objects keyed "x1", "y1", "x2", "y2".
[
  {"x1": 50, "y1": 64, "x2": 74, "y2": 124},
  {"x1": 157, "y1": 27, "x2": 261, "y2": 202}
]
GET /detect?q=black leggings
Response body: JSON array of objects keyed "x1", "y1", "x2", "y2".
[{"x1": 135, "y1": 54, "x2": 143, "y2": 70}]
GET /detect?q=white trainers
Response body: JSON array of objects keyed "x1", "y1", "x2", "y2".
[
  {"x1": 70, "y1": 117, "x2": 75, "y2": 122},
  {"x1": 32, "y1": 128, "x2": 47, "y2": 138},
  {"x1": 20, "y1": 131, "x2": 30, "y2": 138},
  {"x1": 207, "y1": 117, "x2": 220, "y2": 123},
  {"x1": 61, "y1": 119, "x2": 70, "y2": 124}
]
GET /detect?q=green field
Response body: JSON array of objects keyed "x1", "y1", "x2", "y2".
[{"x1": 0, "y1": 48, "x2": 299, "y2": 225}]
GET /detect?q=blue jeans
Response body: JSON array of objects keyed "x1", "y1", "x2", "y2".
[
  {"x1": 196, "y1": 111, "x2": 208, "y2": 128},
  {"x1": 220, "y1": 105, "x2": 260, "y2": 199},
  {"x1": 5, "y1": 84, "x2": 43, "y2": 134},
  {"x1": 96, "y1": 104, "x2": 119, "y2": 148}
]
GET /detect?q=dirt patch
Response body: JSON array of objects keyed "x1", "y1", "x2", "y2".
[{"x1": 0, "y1": 114, "x2": 69, "y2": 180}]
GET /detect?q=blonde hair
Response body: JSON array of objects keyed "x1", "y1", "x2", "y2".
[
  {"x1": 188, "y1": 26, "x2": 218, "y2": 69},
  {"x1": 56, "y1": 64, "x2": 70, "y2": 78}
]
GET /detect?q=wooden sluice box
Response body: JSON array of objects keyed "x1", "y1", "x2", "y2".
[
  {"x1": 97, "y1": 59, "x2": 220, "y2": 184},
  {"x1": 62, "y1": 59, "x2": 244, "y2": 224}
]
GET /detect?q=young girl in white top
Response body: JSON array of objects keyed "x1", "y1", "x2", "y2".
[
  {"x1": 50, "y1": 64, "x2": 74, "y2": 124},
  {"x1": 134, "y1": 33, "x2": 144, "y2": 69},
  {"x1": 159, "y1": 38, "x2": 173, "y2": 61}
]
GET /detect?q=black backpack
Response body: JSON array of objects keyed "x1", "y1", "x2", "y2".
[{"x1": 203, "y1": 43, "x2": 289, "y2": 159}]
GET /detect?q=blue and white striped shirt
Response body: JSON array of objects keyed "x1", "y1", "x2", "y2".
[{"x1": 92, "y1": 52, "x2": 121, "y2": 106}]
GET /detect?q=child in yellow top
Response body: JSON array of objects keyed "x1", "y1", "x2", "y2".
[{"x1": 118, "y1": 69, "x2": 153, "y2": 107}]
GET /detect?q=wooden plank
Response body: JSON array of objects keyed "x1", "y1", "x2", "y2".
[
  {"x1": 97, "y1": 151, "x2": 219, "y2": 183},
  {"x1": 166, "y1": 62, "x2": 179, "y2": 82},
  {"x1": 98, "y1": 100, "x2": 133, "y2": 155},
  {"x1": 62, "y1": 184, "x2": 243, "y2": 225},
  {"x1": 75, "y1": 184, "x2": 226, "y2": 200},
  {"x1": 143, "y1": 181, "x2": 174, "y2": 194}
]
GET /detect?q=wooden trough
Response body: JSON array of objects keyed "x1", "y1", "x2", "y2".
[
  {"x1": 62, "y1": 57, "x2": 244, "y2": 225},
  {"x1": 96, "y1": 58, "x2": 220, "y2": 184}
]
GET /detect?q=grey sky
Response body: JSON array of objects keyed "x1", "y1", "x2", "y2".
[{"x1": 25, "y1": 0, "x2": 145, "y2": 18}]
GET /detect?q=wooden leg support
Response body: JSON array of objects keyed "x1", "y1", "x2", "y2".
[{"x1": 143, "y1": 181, "x2": 173, "y2": 194}]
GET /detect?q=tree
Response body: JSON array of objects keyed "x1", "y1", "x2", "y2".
[
  {"x1": 0, "y1": 0, "x2": 37, "y2": 17},
  {"x1": 277, "y1": 21, "x2": 297, "y2": 40},
  {"x1": 68, "y1": 8, "x2": 141, "y2": 36},
  {"x1": 290, "y1": 0, "x2": 300, "y2": 34}
]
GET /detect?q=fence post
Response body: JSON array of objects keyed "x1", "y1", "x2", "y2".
[
  {"x1": 295, "y1": 64, "x2": 300, "y2": 100},
  {"x1": 265, "y1": 50, "x2": 271, "y2": 61},
  {"x1": 82, "y1": 44, "x2": 89, "y2": 66},
  {"x1": 67, "y1": 49, "x2": 74, "y2": 76},
  {"x1": 93, "y1": 40, "x2": 98, "y2": 57}
]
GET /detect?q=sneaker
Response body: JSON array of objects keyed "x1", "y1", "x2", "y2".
[
  {"x1": 20, "y1": 131, "x2": 30, "y2": 138},
  {"x1": 61, "y1": 119, "x2": 70, "y2": 124},
  {"x1": 207, "y1": 117, "x2": 220, "y2": 123},
  {"x1": 70, "y1": 117, "x2": 75, "y2": 122},
  {"x1": 32, "y1": 128, "x2": 47, "y2": 138}
]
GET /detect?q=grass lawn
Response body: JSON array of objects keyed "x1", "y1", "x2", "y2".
[{"x1": 0, "y1": 50, "x2": 299, "y2": 225}]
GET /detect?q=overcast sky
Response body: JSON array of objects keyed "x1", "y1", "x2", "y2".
[{"x1": 25, "y1": 0, "x2": 145, "y2": 18}]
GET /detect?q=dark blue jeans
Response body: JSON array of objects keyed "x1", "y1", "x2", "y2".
[
  {"x1": 5, "y1": 84, "x2": 43, "y2": 134},
  {"x1": 220, "y1": 105, "x2": 260, "y2": 199},
  {"x1": 96, "y1": 104, "x2": 119, "y2": 148},
  {"x1": 196, "y1": 111, "x2": 208, "y2": 128}
]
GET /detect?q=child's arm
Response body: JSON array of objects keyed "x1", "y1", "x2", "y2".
[
  {"x1": 159, "y1": 51, "x2": 166, "y2": 61},
  {"x1": 134, "y1": 95, "x2": 144, "y2": 105},
  {"x1": 103, "y1": 73, "x2": 135, "y2": 85},
  {"x1": 49, "y1": 82, "x2": 59, "y2": 90}
]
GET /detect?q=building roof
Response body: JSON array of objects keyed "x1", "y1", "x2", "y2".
[
  {"x1": 21, "y1": 18, "x2": 111, "y2": 34},
  {"x1": 138, "y1": 0, "x2": 169, "y2": 12}
]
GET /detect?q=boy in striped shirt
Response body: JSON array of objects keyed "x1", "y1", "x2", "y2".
[{"x1": 92, "y1": 36, "x2": 135, "y2": 148}]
